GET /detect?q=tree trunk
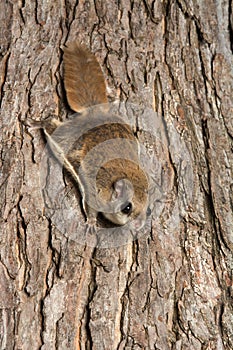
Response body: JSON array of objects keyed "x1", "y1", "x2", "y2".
[{"x1": 0, "y1": 1, "x2": 232, "y2": 349}]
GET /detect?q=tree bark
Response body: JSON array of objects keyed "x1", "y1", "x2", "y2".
[{"x1": 0, "y1": 0, "x2": 232, "y2": 349}]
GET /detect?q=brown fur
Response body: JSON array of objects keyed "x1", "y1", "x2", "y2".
[{"x1": 64, "y1": 43, "x2": 107, "y2": 112}]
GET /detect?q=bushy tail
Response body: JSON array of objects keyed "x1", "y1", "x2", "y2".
[{"x1": 63, "y1": 42, "x2": 107, "y2": 112}]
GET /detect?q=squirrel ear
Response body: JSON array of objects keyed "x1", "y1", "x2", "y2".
[
  {"x1": 112, "y1": 179, "x2": 134, "y2": 201},
  {"x1": 113, "y1": 179, "x2": 126, "y2": 199}
]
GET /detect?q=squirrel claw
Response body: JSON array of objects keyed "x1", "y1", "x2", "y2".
[{"x1": 85, "y1": 218, "x2": 97, "y2": 235}]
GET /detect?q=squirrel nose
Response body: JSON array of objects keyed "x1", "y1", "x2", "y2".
[{"x1": 146, "y1": 207, "x2": 151, "y2": 217}]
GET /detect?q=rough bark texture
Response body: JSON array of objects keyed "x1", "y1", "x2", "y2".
[{"x1": 0, "y1": 1, "x2": 232, "y2": 349}]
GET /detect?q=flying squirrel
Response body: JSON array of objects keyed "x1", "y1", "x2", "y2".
[{"x1": 30, "y1": 42, "x2": 150, "y2": 232}]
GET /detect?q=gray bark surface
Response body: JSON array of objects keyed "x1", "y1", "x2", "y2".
[{"x1": 0, "y1": 1, "x2": 232, "y2": 349}]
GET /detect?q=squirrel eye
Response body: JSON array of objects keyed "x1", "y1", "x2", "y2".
[
  {"x1": 121, "y1": 202, "x2": 132, "y2": 215},
  {"x1": 146, "y1": 207, "x2": 151, "y2": 217}
]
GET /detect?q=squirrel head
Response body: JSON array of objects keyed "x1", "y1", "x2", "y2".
[{"x1": 98, "y1": 173, "x2": 150, "y2": 230}]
